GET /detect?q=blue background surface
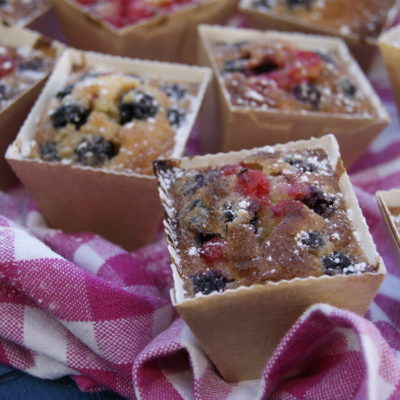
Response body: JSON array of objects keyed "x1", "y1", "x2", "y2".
[{"x1": 0, "y1": 365, "x2": 124, "y2": 399}]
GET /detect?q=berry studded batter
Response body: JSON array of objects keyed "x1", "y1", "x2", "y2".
[
  {"x1": 155, "y1": 148, "x2": 378, "y2": 297},
  {"x1": 211, "y1": 39, "x2": 376, "y2": 115},
  {"x1": 30, "y1": 68, "x2": 199, "y2": 174}
]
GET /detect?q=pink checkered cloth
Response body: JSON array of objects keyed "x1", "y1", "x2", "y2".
[{"x1": 1, "y1": 89, "x2": 400, "y2": 399}]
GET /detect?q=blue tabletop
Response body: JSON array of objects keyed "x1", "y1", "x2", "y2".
[{"x1": 0, "y1": 365, "x2": 124, "y2": 400}]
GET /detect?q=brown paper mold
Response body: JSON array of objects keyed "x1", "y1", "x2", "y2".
[
  {"x1": 377, "y1": 189, "x2": 400, "y2": 254},
  {"x1": 0, "y1": 25, "x2": 63, "y2": 189},
  {"x1": 238, "y1": 0, "x2": 400, "y2": 71},
  {"x1": 154, "y1": 134, "x2": 385, "y2": 382},
  {"x1": 52, "y1": 0, "x2": 238, "y2": 64},
  {"x1": 197, "y1": 25, "x2": 390, "y2": 167},
  {"x1": 379, "y1": 25, "x2": 400, "y2": 114},
  {"x1": 6, "y1": 48, "x2": 211, "y2": 249}
]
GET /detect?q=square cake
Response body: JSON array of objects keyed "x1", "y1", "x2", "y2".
[
  {"x1": 154, "y1": 134, "x2": 385, "y2": 381},
  {"x1": 239, "y1": 0, "x2": 400, "y2": 70},
  {"x1": 6, "y1": 48, "x2": 211, "y2": 249},
  {"x1": 53, "y1": 0, "x2": 238, "y2": 63},
  {"x1": 198, "y1": 25, "x2": 389, "y2": 166},
  {"x1": 0, "y1": 24, "x2": 61, "y2": 189}
]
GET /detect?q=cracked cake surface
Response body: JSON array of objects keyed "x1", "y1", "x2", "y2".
[
  {"x1": 250, "y1": 0, "x2": 396, "y2": 39},
  {"x1": 29, "y1": 68, "x2": 199, "y2": 175},
  {"x1": 210, "y1": 38, "x2": 376, "y2": 115},
  {"x1": 155, "y1": 147, "x2": 378, "y2": 298},
  {"x1": 0, "y1": 43, "x2": 54, "y2": 112}
]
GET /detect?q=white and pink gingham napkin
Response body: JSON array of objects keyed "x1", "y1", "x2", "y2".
[{"x1": 1, "y1": 85, "x2": 400, "y2": 400}]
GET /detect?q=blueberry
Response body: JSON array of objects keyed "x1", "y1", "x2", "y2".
[
  {"x1": 18, "y1": 57, "x2": 43, "y2": 72},
  {"x1": 39, "y1": 141, "x2": 59, "y2": 161},
  {"x1": 286, "y1": 0, "x2": 312, "y2": 10},
  {"x1": 302, "y1": 186, "x2": 336, "y2": 217},
  {"x1": 322, "y1": 252, "x2": 353, "y2": 275},
  {"x1": 301, "y1": 231, "x2": 324, "y2": 249},
  {"x1": 224, "y1": 210, "x2": 236, "y2": 222},
  {"x1": 182, "y1": 174, "x2": 205, "y2": 196},
  {"x1": 74, "y1": 135, "x2": 118, "y2": 167},
  {"x1": 341, "y1": 78, "x2": 357, "y2": 98},
  {"x1": 192, "y1": 270, "x2": 228, "y2": 295},
  {"x1": 51, "y1": 104, "x2": 90, "y2": 130},
  {"x1": 197, "y1": 232, "x2": 218, "y2": 244},
  {"x1": 223, "y1": 203, "x2": 236, "y2": 223},
  {"x1": 168, "y1": 107, "x2": 186, "y2": 127},
  {"x1": 284, "y1": 157, "x2": 317, "y2": 173},
  {"x1": 184, "y1": 199, "x2": 210, "y2": 233},
  {"x1": 293, "y1": 83, "x2": 321, "y2": 109},
  {"x1": 119, "y1": 90, "x2": 159, "y2": 124},
  {"x1": 56, "y1": 84, "x2": 74, "y2": 100},
  {"x1": 251, "y1": 59, "x2": 279, "y2": 75},
  {"x1": 162, "y1": 83, "x2": 186, "y2": 100}
]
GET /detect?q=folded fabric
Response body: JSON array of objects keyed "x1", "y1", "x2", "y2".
[
  {"x1": 0, "y1": 193, "x2": 400, "y2": 400},
  {"x1": 1, "y1": 94, "x2": 400, "y2": 400}
]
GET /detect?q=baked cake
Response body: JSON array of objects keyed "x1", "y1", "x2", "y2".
[
  {"x1": 155, "y1": 140, "x2": 378, "y2": 298},
  {"x1": 211, "y1": 38, "x2": 376, "y2": 115},
  {"x1": 0, "y1": 43, "x2": 54, "y2": 112},
  {"x1": 0, "y1": 0, "x2": 51, "y2": 26},
  {"x1": 250, "y1": 0, "x2": 397, "y2": 39},
  {"x1": 72, "y1": 0, "x2": 206, "y2": 29},
  {"x1": 29, "y1": 69, "x2": 199, "y2": 175},
  {"x1": 154, "y1": 134, "x2": 384, "y2": 382}
]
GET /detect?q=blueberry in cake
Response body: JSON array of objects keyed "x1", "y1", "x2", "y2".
[
  {"x1": 154, "y1": 141, "x2": 378, "y2": 298},
  {"x1": 31, "y1": 69, "x2": 199, "y2": 175},
  {"x1": 211, "y1": 38, "x2": 376, "y2": 115}
]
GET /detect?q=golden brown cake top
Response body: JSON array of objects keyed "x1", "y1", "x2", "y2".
[
  {"x1": 156, "y1": 148, "x2": 377, "y2": 298},
  {"x1": 30, "y1": 68, "x2": 199, "y2": 175},
  {"x1": 250, "y1": 0, "x2": 396, "y2": 39},
  {"x1": 210, "y1": 38, "x2": 376, "y2": 116},
  {"x1": 0, "y1": 0, "x2": 51, "y2": 25},
  {"x1": 0, "y1": 43, "x2": 54, "y2": 112}
]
